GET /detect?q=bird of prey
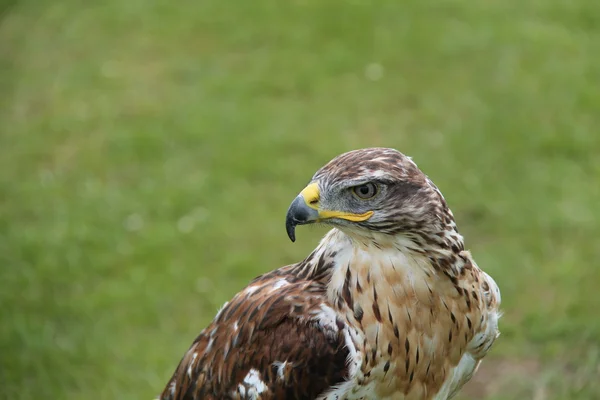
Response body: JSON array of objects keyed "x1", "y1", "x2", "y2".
[{"x1": 159, "y1": 147, "x2": 501, "y2": 400}]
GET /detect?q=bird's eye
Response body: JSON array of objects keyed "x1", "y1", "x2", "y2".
[{"x1": 352, "y1": 182, "x2": 378, "y2": 200}]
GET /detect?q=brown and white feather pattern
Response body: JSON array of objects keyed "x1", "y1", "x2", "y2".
[{"x1": 159, "y1": 148, "x2": 501, "y2": 400}]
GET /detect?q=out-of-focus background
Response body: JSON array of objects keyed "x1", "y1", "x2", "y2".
[{"x1": 1, "y1": 0, "x2": 599, "y2": 399}]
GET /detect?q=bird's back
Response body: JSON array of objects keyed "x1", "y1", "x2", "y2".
[{"x1": 159, "y1": 265, "x2": 351, "y2": 400}]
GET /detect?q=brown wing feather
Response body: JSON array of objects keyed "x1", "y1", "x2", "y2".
[{"x1": 159, "y1": 270, "x2": 349, "y2": 400}]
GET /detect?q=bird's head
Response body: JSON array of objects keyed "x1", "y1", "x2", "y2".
[{"x1": 286, "y1": 148, "x2": 461, "y2": 251}]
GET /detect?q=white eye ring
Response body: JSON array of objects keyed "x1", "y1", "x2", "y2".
[{"x1": 352, "y1": 182, "x2": 378, "y2": 199}]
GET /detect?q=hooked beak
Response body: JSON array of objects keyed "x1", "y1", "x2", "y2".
[{"x1": 285, "y1": 182, "x2": 373, "y2": 242}]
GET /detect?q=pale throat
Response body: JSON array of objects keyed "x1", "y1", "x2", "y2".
[{"x1": 318, "y1": 228, "x2": 437, "y2": 310}]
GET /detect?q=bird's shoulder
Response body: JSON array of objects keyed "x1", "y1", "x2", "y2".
[
  {"x1": 456, "y1": 251, "x2": 501, "y2": 354},
  {"x1": 431, "y1": 252, "x2": 502, "y2": 399},
  {"x1": 159, "y1": 267, "x2": 351, "y2": 400}
]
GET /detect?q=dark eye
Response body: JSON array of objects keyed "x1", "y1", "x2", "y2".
[{"x1": 352, "y1": 182, "x2": 378, "y2": 199}]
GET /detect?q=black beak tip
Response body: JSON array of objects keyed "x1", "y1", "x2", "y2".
[
  {"x1": 287, "y1": 228, "x2": 296, "y2": 243},
  {"x1": 285, "y1": 215, "x2": 297, "y2": 242}
]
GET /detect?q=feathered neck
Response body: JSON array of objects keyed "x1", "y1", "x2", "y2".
[{"x1": 289, "y1": 226, "x2": 464, "y2": 285}]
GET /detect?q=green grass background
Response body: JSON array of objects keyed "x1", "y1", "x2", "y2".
[{"x1": 1, "y1": 0, "x2": 599, "y2": 399}]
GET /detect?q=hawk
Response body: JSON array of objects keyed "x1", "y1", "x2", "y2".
[{"x1": 158, "y1": 148, "x2": 501, "y2": 400}]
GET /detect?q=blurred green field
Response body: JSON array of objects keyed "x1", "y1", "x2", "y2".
[{"x1": 1, "y1": 0, "x2": 600, "y2": 399}]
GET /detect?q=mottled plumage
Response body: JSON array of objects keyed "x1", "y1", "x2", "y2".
[{"x1": 159, "y1": 148, "x2": 501, "y2": 400}]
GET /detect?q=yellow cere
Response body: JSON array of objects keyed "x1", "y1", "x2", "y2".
[
  {"x1": 300, "y1": 182, "x2": 321, "y2": 210},
  {"x1": 300, "y1": 182, "x2": 374, "y2": 222}
]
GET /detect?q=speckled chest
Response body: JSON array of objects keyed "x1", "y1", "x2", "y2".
[{"x1": 325, "y1": 247, "x2": 487, "y2": 400}]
